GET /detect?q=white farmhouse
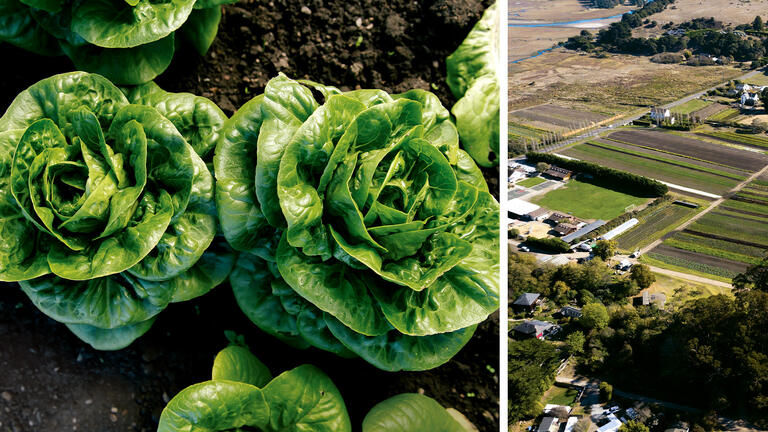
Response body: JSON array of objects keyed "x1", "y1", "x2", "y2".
[
  {"x1": 741, "y1": 92, "x2": 760, "y2": 107},
  {"x1": 650, "y1": 107, "x2": 674, "y2": 124}
]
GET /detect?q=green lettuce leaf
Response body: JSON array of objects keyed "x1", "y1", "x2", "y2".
[
  {"x1": 362, "y1": 393, "x2": 471, "y2": 432},
  {"x1": 446, "y1": 1, "x2": 499, "y2": 167}
]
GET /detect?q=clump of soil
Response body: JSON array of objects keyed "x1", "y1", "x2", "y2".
[{"x1": 0, "y1": 285, "x2": 499, "y2": 431}]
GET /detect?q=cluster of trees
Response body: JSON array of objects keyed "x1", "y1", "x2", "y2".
[
  {"x1": 566, "y1": 5, "x2": 768, "y2": 63},
  {"x1": 526, "y1": 152, "x2": 669, "y2": 197},
  {"x1": 508, "y1": 338, "x2": 561, "y2": 421},
  {"x1": 567, "y1": 256, "x2": 768, "y2": 426},
  {"x1": 524, "y1": 236, "x2": 571, "y2": 253},
  {"x1": 509, "y1": 253, "x2": 653, "y2": 309}
]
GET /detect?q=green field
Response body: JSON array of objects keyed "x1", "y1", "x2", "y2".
[
  {"x1": 641, "y1": 253, "x2": 738, "y2": 281},
  {"x1": 531, "y1": 179, "x2": 648, "y2": 221},
  {"x1": 616, "y1": 203, "x2": 700, "y2": 251},
  {"x1": 700, "y1": 131, "x2": 768, "y2": 149},
  {"x1": 562, "y1": 143, "x2": 742, "y2": 194},
  {"x1": 509, "y1": 122, "x2": 547, "y2": 140},
  {"x1": 644, "y1": 273, "x2": 732, "y2": 309},
  {"x1": 707, "y1": 109, "x2": 741, "y2": 122},
  {"x1": 745, "y1": 74, "x2": 768, "y2": 86},
  {"x1": 517, "y1": 177, "x2": 547, "y2": 188},
  {"x1": 543, "y1": 386, "x2": 579, "y2": 406},
  {"x1": 649, "y1": 179, "x2": 768, "y2": 281},
  {"x1": 672, "y1": 99, "x2": 711, "y2": 115}
]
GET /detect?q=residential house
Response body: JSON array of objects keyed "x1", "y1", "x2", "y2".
[
  {"x1": 543, "y1": 165, "x2": 573, "y2": 181},
  {"x1": 527, "y1": 208, "x2": 551, "y2": 222},
  {"x1": 558, "y1": 306, "x2": 582, "y2": 318},
  {"x1": 597, "y1": 414, "x2": 623, "y2": 432},
  {"x1": 553, "y1": 223, "x2": 578, "y2": 236},
  {"x1": 512, "y1": 293, "x2": 541, "y2": 313},
  {"x1": 547, "y1": 212, "x2": 576, "y2": 224},
  {"x1": 735, "y1": 83, "x2": 752, "y2": 93},
  {"x1": 508, "y1": 198, "x2": 540, "y2": 219},
  {"x1": 650, "y1": 107, "x2": 674, "y2": 124},
  {"x1": 538, "y1": 417, "x2": 559, "y2": 432},
  {"x1": 634, "y1": 292, "x2": 667, "y2": 308},
  {"x1": 741, "y1": 92, "x2": 760, "y2": 106},
  {"x1": 513, "y1": 320, "x2": 561, "y2": 339},
  {"x1": 664, "y1": 422, "x2": 690, "y2": 432},
  {"x1": 563, "y1": 417, "x2": 579, "y2": 432}
]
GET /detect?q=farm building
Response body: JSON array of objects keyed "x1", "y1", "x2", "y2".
[
  {"x1": 650, "y1": 107, "x2": 674, "y2": 124},
  {"x1": 512, "y1": 293, "x2": 541, "y2": 313},
  {"x1": 562, "y1": 220, "x2": 607, "y2": 243},
  {"x1": 741, "y1": 92, "x2": 760, "y2": 106},
  {"x1": 597, "y1": 415, "x2": 623, "y2": 432},
  {"x1": 543, "y1": 165, "x2": 572, "y2": 181},
  {"x1": 508, "y1": 198, "x2": 540, "y2": 218},
  {"x1": 538, "y1": 417, "x2": 559, "y2": 432},
  {"x1": 601, "y1": 218, "x2": 639, "y2": 241},
  {"x1": 513, "y1": 320, "x2": 560, "y2": 339},
  {"x1": 527, "y1": 208, "x2": 551, "y2": 221},
  {"x1": 634, "y1": 292, "x2": 667, "y2": 308},
  {"x1": 558, "y1": 306, "x2": 582, "y2": 318},
  {"x1": 537, "y1": 255, "x2": 572, "y2": 266},
  {"x1": 553, "y1": 223, "x2": 578, "y2": 236},
  {"x1": 547, "y1": 212, "x2": 576, "y2": 224}
]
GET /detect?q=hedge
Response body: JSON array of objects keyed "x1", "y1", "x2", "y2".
[{"x1": 524, "y1": 237, "x2": 571, "y2": 253}]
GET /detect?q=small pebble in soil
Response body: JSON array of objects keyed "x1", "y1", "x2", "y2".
[
  {"x1": 1, "y1": 391, "x2": 11, "y2": 401},
  {"x1": 300, "y1": 5, "x2": 311, "y2": 14}
]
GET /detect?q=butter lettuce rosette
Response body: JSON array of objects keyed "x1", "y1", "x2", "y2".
[
  {"x1": 0, "y1": 72, "x2": 233, "y2": 349},
  {"x1": 215, "y1": 74, "x2": 499, "y2": 371}
]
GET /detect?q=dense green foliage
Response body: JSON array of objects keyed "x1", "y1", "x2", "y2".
[
  {"x1": 524, "y1": 236, "x2": 571, "y2": 253},
  {"x1": 215, "y1": 74, "x2": 499, "y2": 371},
  {"x1": 447, "y1": 1, "x2": 499, "y2": 167},
  {"x1": 0, "y1": 72, "x2": 232, "y2": 349},
  {"x1": 508, "y1": 338, "x2": 561, "y2": 422},
  {"x1": 159, "y1": 342, "x2": 473, "y2": 431},
  {"x1": 526, "y1": 152, "x2": 669, "y2": 197},
  {"x1": 0, "y1": 0, "x2": 233, "y2": 84}
]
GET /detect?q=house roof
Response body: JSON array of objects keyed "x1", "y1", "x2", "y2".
[
  {"x1": 508, "y1": 198, "x2": 540, "y2": 216},
  {"x1": 538, "y1": 417, "x2": 558, "y2": 432},
  {"x1": 554, "y1": 223, "x2": 578, "y2": 234},
  {"x1": 597, "y1": 417, "x2": 623, "y2": 432},
  {"x1": 560, "y1": 306, "x2": 582, "y2": 317},
  {"x1": 562, "y1": 220, "x2": 607, "y2": 243},
  {"x1": 513, "y1": 292, "x2": 540, "y2": 306},
  {"x1": 514, "y1": 320, "x2": 556, "y2": 335},
  {"x1": 528, "y1": 208, "x2": 550, "y2": 218},
  {"x1": 544, "y1": 166, "x2": 572, "y2": 179}
]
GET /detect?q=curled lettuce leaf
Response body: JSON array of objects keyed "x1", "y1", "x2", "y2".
[
  {"x1": 158, "y1": 344, "x2": 352, "y2": 432},
  {"x1": 215, "y1": 74, "x2": 499, "y2": 371},
  {"x1": 446, "y1": 1, "x2": 499, "y2": 167},
  {"x1": 362, "y1": 393, "x2": 474, "y2": 432},
  {"x1": 0, "y1": 72, "x2": 233, "y2": 349},
  {"x1": 0, "y1": 0, "x2": 234, "y2": 84},
  {"x1": 158, "y1": 343, "x2": 475, "y2": 431}
]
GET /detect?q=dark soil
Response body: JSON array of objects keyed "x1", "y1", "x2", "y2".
[
  {"x1": 0, "y1": 0, "x2": 499, "y2": 430},
  {"x1": 0, "y1": 285, "x2": 499, "y2": 431}
]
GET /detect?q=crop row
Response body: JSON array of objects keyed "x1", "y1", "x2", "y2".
[
  {"x1": 616, "y1": 204, "x2": 697, "y2": 251},
  {"x1": 706, "y1": 109, "x2": 741, "y2": 123},
  {"x1": 700, "y1": 131, "x2": 768, "y2": 149},
  {"x1": 690, "y1": 212, "x2": 768, "y2": 245},
  {"x1": 643, "y1": 252, "x2": 739, "y2": 279},
  {"x1": 664, "y1": 236, "x2": 762, "y2": 265},
  {"x1": 669, "y1": 232, "x2": 766, "y2": 260},
  {"x1": 592, "y1": 140, "x2": 747, "y2": 179},
  {"x1": 564, "y1": 144, "x2": 740, "y2": 193}
]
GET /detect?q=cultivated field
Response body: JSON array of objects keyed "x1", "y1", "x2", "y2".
[
  {"x1": 608, "y1": 129, "x2": 768, "y2": 172},
  {"x1": 632, "y1": 0, "x2": 768, "y2": 39},
  {"x1": 561, "y1": 140, "x2": 745, "y2": 195},
  {"x1": 692, "y1": 103, "x2": 731, "y2": 121},
  {"x1": 672, "y1": 99, "x2": 711, "y2": 115},
  {"x1": 698, "y1": 131, "x2": 768, "y2": 150},
  {"x1": 646, "y1": 179, "x2": 768, "y2": 280},
  {"x1": 531, "y1": 178, "x2": 649, "y2": 221},
  {"x1": 510, "y1": 104, "x2": 610, "y2": 131},
  {"x1": 615, "y1": 201, "x2": 702, "y2": 251}
]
